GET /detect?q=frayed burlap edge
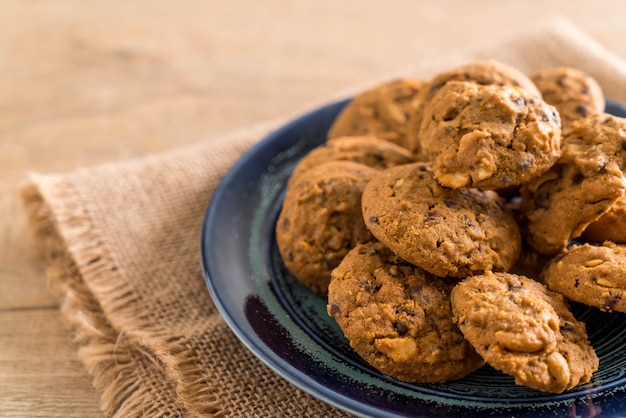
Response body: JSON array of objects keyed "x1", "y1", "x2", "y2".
[
  {"x1": 19, "y1": 130, "x2": 268, "y2": 417},
  {"x1": 21, "y1": 183, "x2": 192, "y2": 417}
]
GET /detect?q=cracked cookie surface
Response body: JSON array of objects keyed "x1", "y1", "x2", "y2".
[
  {"x1": 327, "y1": 241, "x2": 483, "y2": 382},
  {"x1": 419, "y1": 80, "x2": 561, "y2": 190},
  {"x1": 451, "y1": 272, "x2": 598, "y2": 393},
  {"x1": 406, "y1": 59, "x2": 541, "y2": 157},
  {"x1": 361, "y1": 162, "x2": 521, "y2": 278}
]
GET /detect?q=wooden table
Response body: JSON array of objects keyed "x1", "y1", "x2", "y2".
[{"x1": 2, "y1": 1, "x2": 625, "y2": 416}]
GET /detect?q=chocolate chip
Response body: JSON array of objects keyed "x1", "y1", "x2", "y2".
[
  {"x1": 514, "y1": 96, "x2": 526, "y2": 107},
  {"x1": 621, "y1": 140, "x2": 626, "y2": 152},
  {"x1": 423, "y1": 214, "x2": 441, "y2": 224},
  {"x1": 560, "y1": 322, "x2": 575, "y2": 333},
  {"x1": 360, "y1": 280, "x2": 372, "y2": 292},
  {"x1": 329, "y1": 303, "x2": 341, "y2": 315},
  {"x1": 281, "y1": 217, "x2": 291, "y2": 230},
  {"x1": 604, "y1": 294, "x2": 621, "y2": 310},
  {"x1": 443, "y1": 199, "x2": 460, "y2": 208},
  {"x1": 517, "y1": 159, "x2": 531, "y2": 171},
  {"x1": 369, "y1": 216, "x2": 379, "y2": 224},
  {"x1": 409, "y1": 285, "x2": 423, "y2": 298},
  {"x1": 395, "y1": 322, "x2": 409, "y2": 335},
  {"x1": 399, "y1": 307, "x2": 417, "y2": 316},
  {"x1": 575, "y1": 104, "x2": 588, "y2": 117}
]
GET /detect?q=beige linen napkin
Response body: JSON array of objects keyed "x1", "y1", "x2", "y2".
[{"x1": 21, "y1": 18, "x2": 626, "y2": 417}]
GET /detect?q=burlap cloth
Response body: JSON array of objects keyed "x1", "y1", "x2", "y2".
[{"x1": 20, "y1": 18, "x2": 626, "y2": 418}]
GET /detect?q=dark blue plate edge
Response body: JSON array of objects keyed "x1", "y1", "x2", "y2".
[
  {"x1": 200, "y1": 99, "x2": 384, "y2": 417},
  {"x1": 201, "y1": 98, "x2": 626, "y2": 418}
]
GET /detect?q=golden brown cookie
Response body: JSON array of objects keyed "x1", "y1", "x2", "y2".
[
  {"x1": 530, "y1": 66, "x2": 605, "y2": 128},
  {"x1": 327, "y1": 241, "x2": 484, "y2": 383},
  {"x1": 451, "y1": 272, "x2": 598, "y2": 393},
  {"x1": 276, "y1": 160, "x2": 377, "y2": 296},
  {"x1": 406, "y1": 59, "x2": 541, "y2": 157},
  {"x1": 581, "y1": 194, "x2": 626, "y2": 243},
  {"x1": 542, "y1": 242, "x2": 626, "y2": 312},
  {"x1": 520, "y1": 114, "x2": 626, "y2": 254},
  {"x1": 419, "y1": 80, "x2": 561, "y2": 189},
  {"x1": 361, "y1": 162, "x2": 521, "y2": 278},
  {"x1": 327, "y1": 78, "x2": 424, "y2": 149},
  {"x1": 287, "y1": 135, "x2": 415, "y2": 188}
]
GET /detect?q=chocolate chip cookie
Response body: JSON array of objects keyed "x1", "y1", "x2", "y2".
[
  {"x1": 361, "y1": 162, "x2": 521, "y2": 278},
  {"x1": 406, "y1": 59, "x2": 541, "y2": 157},
  {"x1": 542, "y1": 242, "x2": 626, "y2": 312},
  {"x1": 287, "y1": 135, "x2": 415, "y2": 188},
  {"x1": 327, "y1": 78, "x2": 424, "y2": 149},
  {"x1": 327, "y1": 241, "x2": 484, "y2": 382},
  {"x1": 520, "y1": 114, "x2": 626, "y2": 254},
  {"x1": 530, "y1": 66, "x2": 605, "y2": 128},
  {"x1": 419, "y1": 80, "x2": 561, "y2": 189},
  {"x1": 276, "y1": 160, "x2": 377, "y2": 296},
  {"x1": 451, "y1": 272, "x2": 598, "y2": 393}
]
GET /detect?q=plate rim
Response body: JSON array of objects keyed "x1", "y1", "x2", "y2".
[{"x1": 202, "y1": 98, "x2": 626, "y2": 418}]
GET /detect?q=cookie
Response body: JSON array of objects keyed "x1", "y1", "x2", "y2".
[
  {"x1": 287, "y1": 135, "x2": 415, "y2": 188},
  {"x1": 276, "y1": 160, "x2": 377, "y2": 296},
  {"x1": 406, "y1": 59, "x2": 541, "y2": 156},
  {"x1": 542, "y1": 242, "x2": 626, "y2": 312},
  {"x1": 327, "y1": 78, "x2": 424, "y2": 149},
  {"x1": 327, "y1": 241, "x2": 484, "y2": 383},
  {"x1": 581, "y1": 193, "x2": 626, "y2": 243},
  {"x1": 451, "y1": 272, "x2": 599, "y2": 393},
  {"x1": 419, "y1": 80, "x2": 561, "y2": 189},
  {"x1": 530, "y1": 67, "x2": 605, "y2": 128},
  {"x1": 361, "y1": 162, "x2": 521, "y2": 278},
  {"x1": 520, "y1": 114, "x2": 626, "y2": 254}
]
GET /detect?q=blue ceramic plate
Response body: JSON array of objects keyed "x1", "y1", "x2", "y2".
[{"x1": 202, "y1": 99, "x2": 626, "y2": 417}]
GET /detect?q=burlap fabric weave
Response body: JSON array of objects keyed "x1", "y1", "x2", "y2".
[{"x1": 21, "y1": 18, "x2": 626, "y2": 417}]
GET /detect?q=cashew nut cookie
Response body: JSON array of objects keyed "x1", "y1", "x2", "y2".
[
  {"x1": 361, "y1": 162, "x2": 521, "y2": 278},
  {"x1": 581, "y1": 193, "x2": 626, "y2": 243},
  {"x1": 542, "y1": 242, "x2": 626, "y2": 313},
  {"x1": 287, "y1": 135, "x2": 415, "y2": 188},
  {"x1": 419, "y1": 80, "x2": 561, "y2": 189},
  {"x1": 530, "y1": 66, "x2": 605, "y2": 129},
  {"x1": 327, "y1": 241, "x2": 484, "y2": 383},
  {"x1": 520, "y1": 114, "x2": 626, "y2": 255},
  {"x1": 406, "y1": 59, "x2": 541, "y2": 157},
  {"x1": 327, "y1": 78, "x2": 424, "y2": 150},
  {"x1": 451, "y1": 272, "x2": 599, "y2": 393},
  {"x1": 276, "y1": 161, "x2": 377, "y2": 297}
]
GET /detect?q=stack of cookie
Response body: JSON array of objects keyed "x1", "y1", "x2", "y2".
[{"x1": 275, "y1": 60, "x2": 626, "y2": 393}]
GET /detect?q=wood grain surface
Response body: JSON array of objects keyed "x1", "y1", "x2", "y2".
[{"x1": 2, "y1": 1, "x2": 626, "y2": 416}]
